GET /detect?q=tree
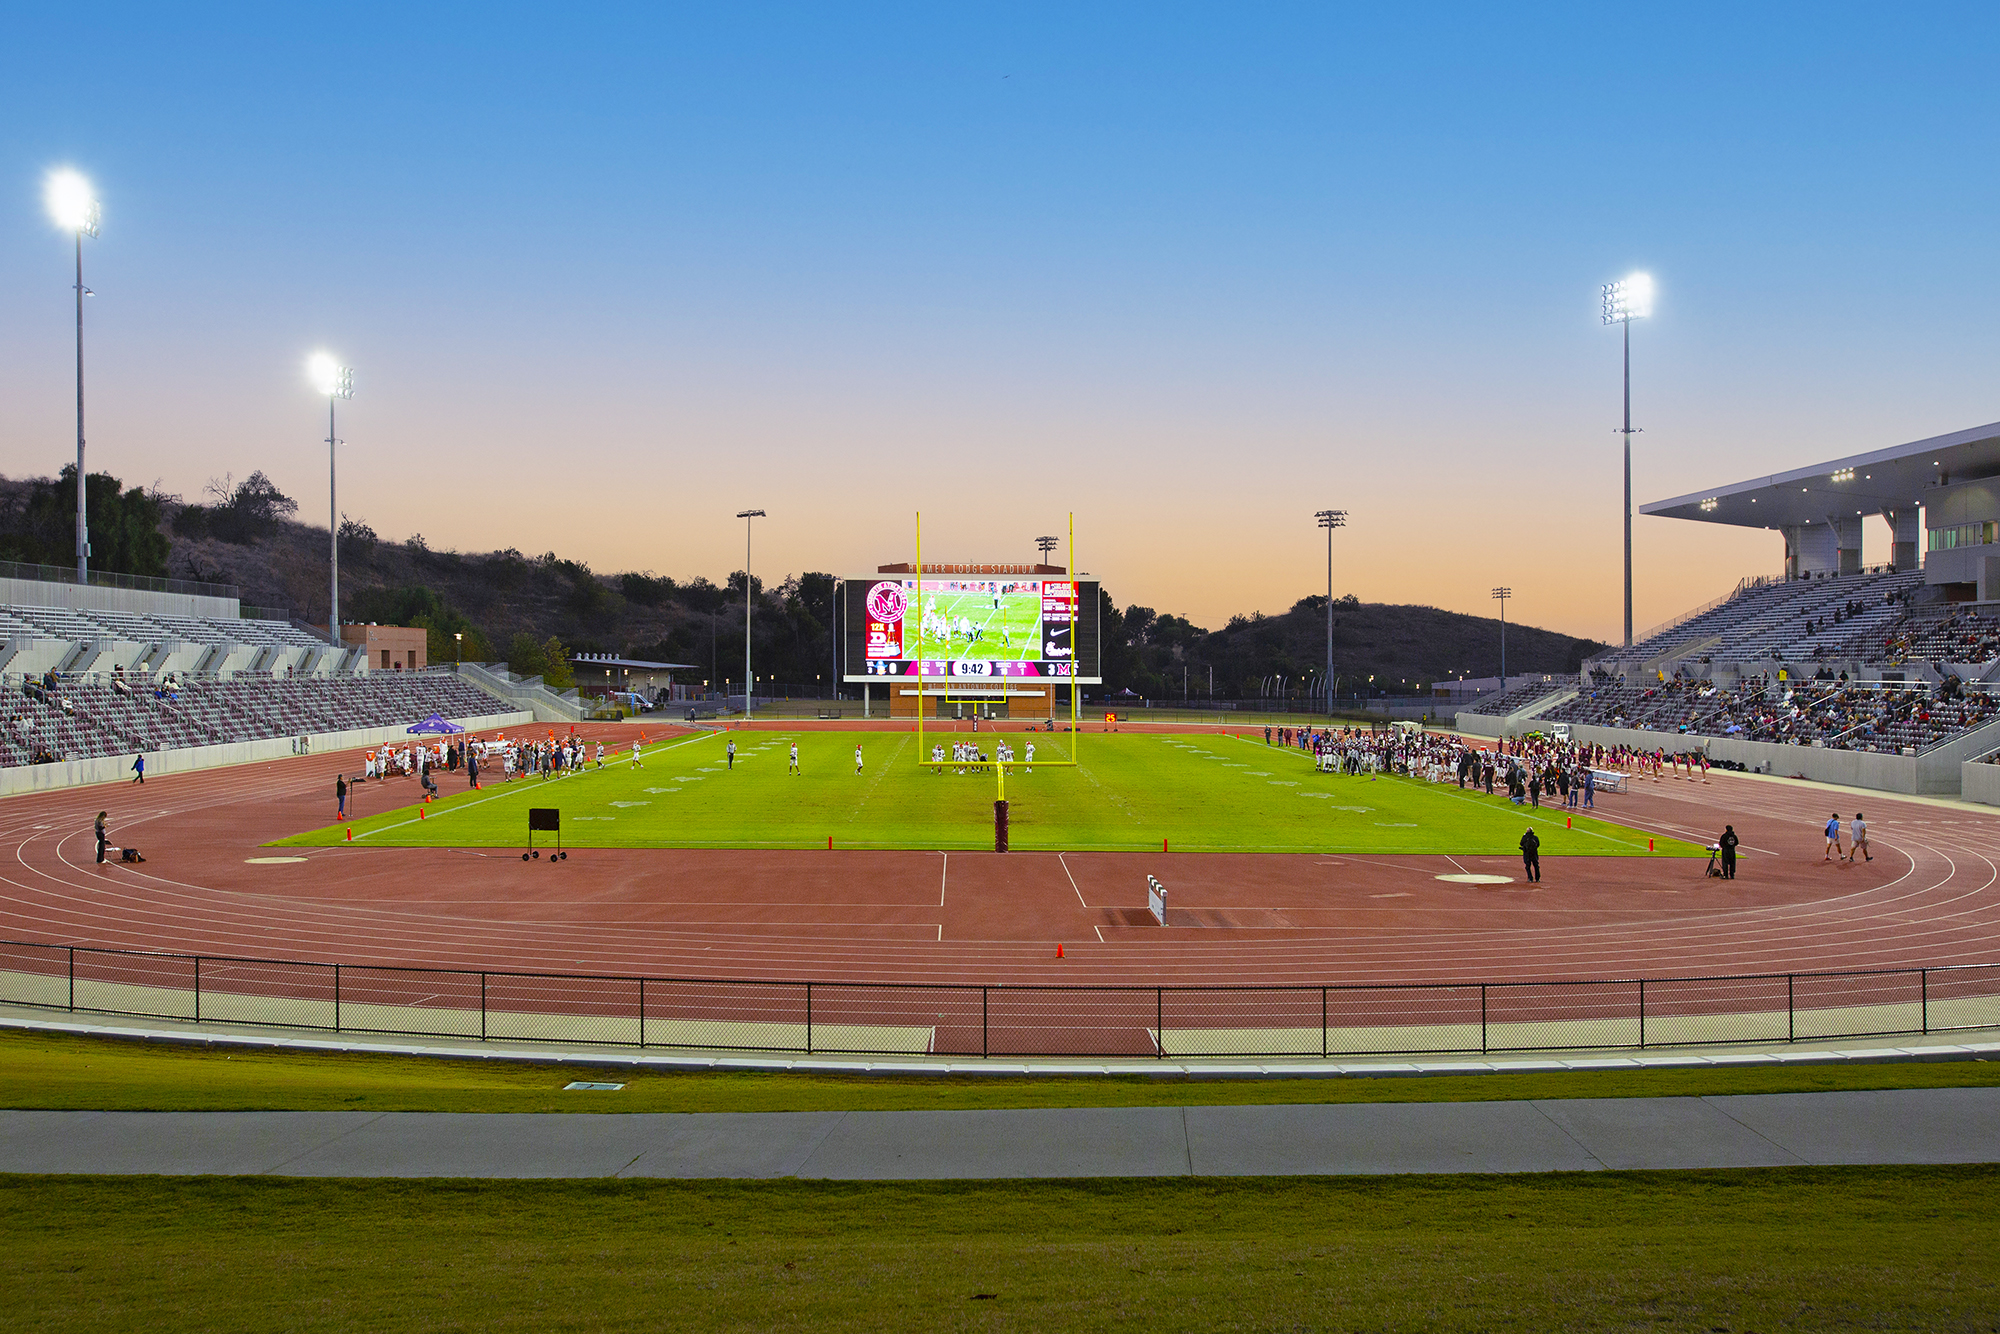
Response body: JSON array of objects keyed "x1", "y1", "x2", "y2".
[
  {"x1": 541, "y1": 637, "x2": 575, "y2": 690},
  {"x1": 177, "y1": 471, "x2": 298, "y2": 545},
  {"x1": 507, "y1": 632, "x2": 548, "y2": 680},
  {"x1": 1, "y1": 468, "x2": 170, "y2": 576}
]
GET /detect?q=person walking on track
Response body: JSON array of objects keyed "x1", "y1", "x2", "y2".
[
  {"x1": 1824, "y1": 813, "x2": 1844, "y2": 861},
  {"x1": 1849, "y1": 813, "x2": 1871, "y2": 863},
  {"x1": 1719, "y1": 824, "x2": 1739, "y2": 879},
  {"x1": 336, "y1": 774, "x2": 348, "y2": 819},
  {"x1": 94, "y1": 811, "x2": 109, "y2": 864},
  {"x1": 1519, "y1": 827, "x2": 1541, "y2": 882},
  {"x1": 130, "y1": 753, "x2": 144, "y2": 785}
]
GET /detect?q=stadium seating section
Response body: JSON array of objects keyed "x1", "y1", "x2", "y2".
[
  {"x1": 3, "y1": 671, "x2": 505, "y2": 768},
  {"x1": 1621, "y1": 570, "x2": 1927, "y2": 666},
  {"x1": 1457, "y1": 675, "x2": 1578, "y2": 717},
  {"x1": 1543, "y1": 678, "x2": 2000, "y2": 754},
  {"x1": 0, "y1": 605, "x2": 327, "y2": 650}
]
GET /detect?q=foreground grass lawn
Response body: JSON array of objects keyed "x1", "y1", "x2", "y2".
[
  {"x1": 4, "y1": 1027, "x2": 1998, "y2": 1113},
  {"x1": 274, "y1": 730, "x2": 1702, "y2": 856},
  {"x1": 3, "y1": 1169, "x2": 1994, "y2": 1331}
]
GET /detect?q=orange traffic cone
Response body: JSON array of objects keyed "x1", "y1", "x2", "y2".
[{"x1": 1056, "y1": 943, "x2": 1064, "y2": 958}]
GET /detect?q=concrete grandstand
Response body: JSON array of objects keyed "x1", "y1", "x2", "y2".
[
  {"x1": 0, "y1": 570, "x2": 540, "y2": 791},
  {"x1": 1459, "y1": 420, "x2": 2000, "y2": 797}
]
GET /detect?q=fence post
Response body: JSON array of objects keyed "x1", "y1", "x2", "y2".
[
  {"x1": 1638, "y1": 978, "x2": 1646, "y2": 1050},
  {"x1": 194, "y1": 956, "x2": 201, "y2": 1023},
  {"x1": 1156, "y1": 987, "x2": 1164, "y2": 1058},
  {"x1": 639, "y1": 977, "x2": 646, "y2": 1048},
  {"x1": 1322, "y1": 987, "x2": 1328, "y2": 1059},
  {"x1": 806, "y1": 982, "x2": 813, "y2": 1054},
  {"x1": 1787, "y1": 973, "x2": 1794, "y2": 1043},
  {"x1": 981, "y1": 986, "x2": 988, "y2": 1058},
  {"x1": 1480, "y1": 984, "x2": 1488, "y2": 1053},
  {"x1": 334, "y1": 963, "x2": 341, "y2": 1032},
  {"x1": 480, "y1": 973, "x2": 487, "y2": 1041},
  {"x1": 1922, "y1": 968, "x2": 1929, "y2": 1034},
  {"x1": 67, "y1": 947, "x2": 73, "y2": 1011}
]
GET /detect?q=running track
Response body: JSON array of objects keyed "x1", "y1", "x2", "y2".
[{"x1": 4, "y1": 723, "x2": 2000, "y2": 988}]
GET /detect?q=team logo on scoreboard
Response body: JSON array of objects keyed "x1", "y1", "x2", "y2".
[{"x1": 866, "y1": 581, "x2": 908, "y2": 623}]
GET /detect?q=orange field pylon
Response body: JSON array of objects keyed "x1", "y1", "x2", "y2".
[
  {"x1": 1056, "y1": 943, "x2": 1064, "y2": 958},
  {"x1": 418, "y1": 808, "x2": 425, "y2": 820},
  {"x1": 345, "y1": 827, "x2": 353, "y2": 841},
  {"x1": 826, "y1": 835, "x2": 832, "y2": 850}
]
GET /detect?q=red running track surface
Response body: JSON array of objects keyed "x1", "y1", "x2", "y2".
[{"x1": 4, "y1": 723, "x2": 1999, "y2": 987}]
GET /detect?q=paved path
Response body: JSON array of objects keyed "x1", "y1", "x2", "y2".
[{"x1": 0, "y1": 1088, "x2": 1993, "y2": 1178}]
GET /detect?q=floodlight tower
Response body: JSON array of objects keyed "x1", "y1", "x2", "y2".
[
  {"x1": 1602, "y1": 272, "x2": 1653, "y2": 649},
  {"x1": 1315, "y1": 510, "x2": 1346, "y2": 716},
  {"x1": 308, "y1": 354, "x2": 353, "y2": 649},
  {"x1": 1491, "y1": 587, "x2": 1512, "y2": 689},
  {"x1": 737, "y1": 510, "x2": 766, "y2": 718},
  {"x1": 46, "y1": 170, "x2": 100, "y2": 583},
  {"x1": 1035, "y1": 535, "x2": 1058, "y2": 566}
]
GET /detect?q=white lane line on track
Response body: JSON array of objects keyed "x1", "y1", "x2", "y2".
[{"x1": 1059, "y1": 852, "x2": 1087, "y2": 908}]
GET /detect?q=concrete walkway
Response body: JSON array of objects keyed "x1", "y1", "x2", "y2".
[{"x1": 0, "y1": 1088, "x2": 1993, "y2": 1178}]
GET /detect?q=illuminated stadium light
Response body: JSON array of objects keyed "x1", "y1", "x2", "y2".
[
  {"x1": 1491, "y1": 587, "x2": 1512, "y2": 688},
  {"x1": 1831, "y1": 467, "x2": 1856, "y2": 483},
  {"x1": 48, "y1": 169, "x2": 103, "y2": 584},
  {"x1": 1600, "y1": 272, "x2": 1653, "y2": 324},
  {"x1": 44, "y1": 169, "x2": 98, "y2": 236},
  {"x1": 1601, "y1": 271, "x2": 1653, "y2": 649},
  {"x1": 1700, "y1": 498, "x2": 1718, "y2": 512},
  {"x1": 309, "y1": 353, "x2": 354, "y2": 648}
]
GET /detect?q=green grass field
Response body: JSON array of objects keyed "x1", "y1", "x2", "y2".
[
  {"x1": 277, "y1": 730, "x2": 1702, "y2": 856},
  {"x1": 6, "y1": 1170, "x2": 1994, "y2": 1331},
  {"x1": 4, "y1": 1027, "x2": 1996, "y2": 1114}
]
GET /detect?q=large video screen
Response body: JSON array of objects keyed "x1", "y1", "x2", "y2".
[{"x1": 844, "y1": 577, "x2": 1099, "y2": 682}]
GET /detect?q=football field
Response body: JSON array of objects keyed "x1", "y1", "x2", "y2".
[
  {"x1": 914, "y1": 589, "x2": 1045, "y2": 661},
  {"x1": 275, "y1": 730, "x2": 1704, "y2": 857}
]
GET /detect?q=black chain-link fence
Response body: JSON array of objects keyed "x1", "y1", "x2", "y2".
[{"x1": 1, "y1": 937, "x2": 1994, "y2": 1058}]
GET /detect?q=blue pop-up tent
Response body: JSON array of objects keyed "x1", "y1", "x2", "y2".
[{"x1": 407, "y1": 713, "x2": 465, "y2": 735}]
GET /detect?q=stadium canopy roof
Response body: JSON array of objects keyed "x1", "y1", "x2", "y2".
[
  {"x1": 1641, "y1": 419, "x2": 2000, "y2": 530},
  {"x1": 568, "y1": 654, "x2": 698, "y2": 670}
]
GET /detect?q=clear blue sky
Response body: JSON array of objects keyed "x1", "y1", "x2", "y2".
[{"x1": 3, "y1": 4, "x2": 1997, "y2": 640}]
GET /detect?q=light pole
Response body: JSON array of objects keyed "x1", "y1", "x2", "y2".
[
  {"x1": 1035, "y1": 535, "x2": 1058, "y2": 565},
  {"x1": 454, "y1": 631, "x2": 463, "y2": 665},
  {"x1": 1491, "y1": 587, "x2": 1512, "y2": 689},
  {"x1": 1602, "y1": 272, "x2": 1653, "y2": 649},
  {"x1": 46, "y1": 171, "x2": 99, "y2": 583},
  {"x1": 736, "y1": 509, "x2": 765, "y2": 718},
  {"x1": 1315, "y1": 510, "x2": 1346, "y2": 717},
  {"x1": 309, "y1": 354, "x2": 353, "y2": 650}
]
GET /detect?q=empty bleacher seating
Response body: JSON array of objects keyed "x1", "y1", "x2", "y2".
[
  {"x1": 1458, "y1": 675, "x2": 1577, "y2": 717},
  {"x1": 0, "y1": 671, "x2": 507, "y2": 768}
]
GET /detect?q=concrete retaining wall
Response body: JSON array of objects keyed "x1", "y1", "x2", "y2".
[
  {"x1": 0, "y1": 710, "x2": 533, "y2": 797},
  {"x1": 0, "y1": 577, "x2": 239, "y2": 620},
  {"x1": 1962, "y1": 757, "x2": 2000, "y2": 806},
  {"x1": 1547, "y1": 718, "x2": 2000, "y2": 796}
]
